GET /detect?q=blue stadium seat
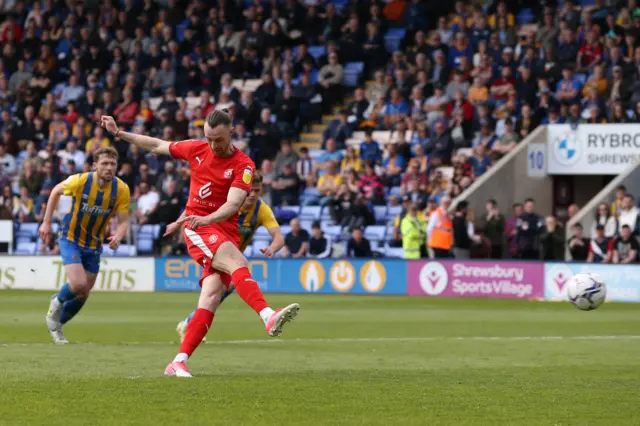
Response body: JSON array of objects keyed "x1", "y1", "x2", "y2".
[
  {"x1": 389, "y1": 187, "x2": 402, "y2": 197},
  {"x1": 322, "y1": 224, "x2": 342, "y2": 239},
  {"x1": 243, "y1": 245, "x2": 253, "y2": 257},
  {"x1": 300, "y1": 205, "x2": 321, "y2": 221},
  {"x1": 384, "y1": 28, "x2": 406, "y2": 53},
  {"x1": 16, "y1": 223, "x2": 38, "y2": 241},
  {"x1": 116, "y1": 244, "x2": 136, "y2": 256},
  {"x1": 137, "y1": 237, "x2": 153, "y2": 253},
  {"x1": 308, "y1": 46, "x2": 326, "y2": 60},
  {"x1": 320, "y1": 206, "x2": 332, "y2": 221},
  {"x1": 252, "y1": 240, "x2": 269, "y2": 257},
  {"x1": 387, "y1": 205, "x2": 402, "y2": 221},
  {"x1": 280, "y1": 225, "x2": 292, "y2": 236},
  {"x1": 15, "y1": 241, "x2": 36, "y2": 255},
  {"x1": 364, "y1": 225, "x2": 386, "y2": 242},
  {"x1": 373, "y1": 205, "x2": 388, "y2": 224},
  {"x1": 385, "y1": 245, "x2": 404, "y2": 258},
  {"x1": 139, "y1": 224, "x2": 161, "y2": 239},
  {"x1": 254, "y1": 226, "x2": 270, "y2": 239},
  {"x1": 300, "y1": 220, "x2": 313, "y2": 233}
]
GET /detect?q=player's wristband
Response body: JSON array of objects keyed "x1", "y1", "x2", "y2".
[{"x1": 115, "y1": 129, "x2": 121, "y2": 139}]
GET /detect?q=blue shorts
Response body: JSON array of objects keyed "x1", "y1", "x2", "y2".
[{"x1": 59, "y1": 238, "x2": 102, "y2": 274}]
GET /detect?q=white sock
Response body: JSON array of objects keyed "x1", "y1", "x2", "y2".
[
  {"x1": 259, "y1": 307, "x2": 275, "y2": 324},
  {"x1": 173, "y1": 353, "x2": 189, "y2": 363},
  {"x1": 50, "y1": 297, "x2": 62, "y2": 312}
]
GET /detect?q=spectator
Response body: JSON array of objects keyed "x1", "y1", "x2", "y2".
[
  {"x1": 307, "y1": 160, "x2": 341, "y2": 206},
  {"x1": 400, "y1": 162, "x2": 428, "y2": 196},
  {"x1": 155, "y1": 180, "x2": 182, "y2": 225},
  {"x1": 359, "y1": 130, "x2": 383, "y2": 163},
  {"x1": 492, "y1": 119, "x2": 519, "y2": 158},
  {"x1": 282, "y1": 218, "x2": 309, "y2": 258},
  {"x1": 479, "y1": 199, "x2": 506, "y2": 259},
  {"x1": 323, "y1": 109, "x2": 352, "y2": 149},
  {"x1": 516, "y1": 198, "x2": 543, "y2": 259},
  {"x1": 57, "y1": 141, "x2": 85, "y2": 175},
  {"x1": 39, "y1": 232, "x2": 60, "y2": 255},
  {"x1": 427, "y1": 195, "x2": 453, "y2": 258},
  {"x1": 568, "y1": 223, "x2": 590, "y2": 261},
  {"x1": 612, "y1": 224, "x2": 639, "y2": 264},
  {"x1": 539, "y1": 215, "x2": 565, "y2": 261},
  {"x1": 470, "y1": 144, "x2": 492, "y2": 178},
  {"x1": 617, "y1": 194, "x2": 639, "y2": 233},
  {"x1": 295, "y1": 147, "x2": 316, "y2": 188},
  {"x1": 19, "y1": 160, "x2": 42, "y2": 197},
  {"x1": 250, "y1": 108, "x2": 281, "y2": 166},
  {"x1": 316, "y1": 138, "x2": 343, "y2": 176},
  {"x1": 136, "y1": 182, "x2": 159, "y2": 225},
  {"x1": 13, "y1": 186, "x2": 36, "y2": 223},
  {"x1": 308, "y1": 221, "x2": 331, "y2": 259},
  {"x1": 318, "y1": 52, "x2": 343, "y2": 113},
  {"x1": 346, "y1": 227, "x2": 373, "y2": 258},
  {"x1": 587, "y1": 224, "x2": 614, "y2": 264},
  {"x1": 401, "y1": 202, "x2": 426, "y2": 259},
  {"x1": 271, "y1": 163, "x2": 302, "y2": 206},
  {"x1": 591, "y1": 202, "x2": 618, "y2": 238},
  {"x1": 273, "y1": 141, "x2": 300, "y2": 175},
  {"x1": 425, "y1": 120, "x2": 454, "y2": 167},
  {"x1": 452, "y1": 200, "x2": 477, "y2": 259},
  {"x1": 114, "y1": 88, "x2": 139, "y2": 127},
  {"x1": 610, "y1": 185, "x2": 626, "y2": 217},
  {"x1": 0, "y1": 145, "x2": 17, "y2": 177}
]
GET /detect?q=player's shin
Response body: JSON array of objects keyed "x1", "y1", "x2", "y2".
[
  {"x1": 231, "y1": 267, "x2": 274, "y2": 324},
  {"x1": 60, "y1": 297, "x2": 87, "y2": 324},
  {"x1": 175, "y1": 308, "x2": 214, "y2": 362}
]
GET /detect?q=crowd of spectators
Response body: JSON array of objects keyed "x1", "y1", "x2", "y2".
[{"x1": 1, "y1": 0, "x2": 638, "y2": 258}]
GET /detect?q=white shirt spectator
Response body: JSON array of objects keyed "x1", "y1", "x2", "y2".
[
  {"x1": 618, "y1": 206, "x2": 639, "y2": 234},
  {"x1": 138, "y1": 190, "x2": 160, "y2": 215},
  {"x1": 57, "y1": 149, "x2": 86, "y2": 173},
  {"x1": 590, "y1": 215, "x2": 618, "y2": 238}
]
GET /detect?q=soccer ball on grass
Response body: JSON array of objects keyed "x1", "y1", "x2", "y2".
[{"x1": 566, "y1": 272, "x2": 607, "y2": 311}]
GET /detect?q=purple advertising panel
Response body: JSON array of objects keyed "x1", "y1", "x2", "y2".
[{"x1": 407, "y1": 260, "x2": 545, "y2": 299}]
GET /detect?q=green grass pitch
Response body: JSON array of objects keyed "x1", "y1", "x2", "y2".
[{"x1": 1, "y1": 291, "x2": 640, "y2": 426}]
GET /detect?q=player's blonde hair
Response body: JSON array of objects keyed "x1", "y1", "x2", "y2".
[{"x1": 93, "y1": 146, "x2": 119, "y2": 162}]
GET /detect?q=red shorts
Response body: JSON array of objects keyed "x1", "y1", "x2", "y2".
[{"x1": 183, "y1": 225, "x2": 238, "y2": 287}]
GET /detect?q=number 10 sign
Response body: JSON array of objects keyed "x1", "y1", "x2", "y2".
[{"x1": 527, "y1": 143, "x2": 546, "y2": 178}]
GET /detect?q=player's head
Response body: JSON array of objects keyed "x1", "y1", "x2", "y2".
[
  {"x1": 203, "y1": 109, "x2": 234, "y2": 156},
  {"x1": 92, "y1": 147, "x2": 118, "y2": 181},
  {"x1": 243, "y1": 172, "x2": 263, "y2": 207}
]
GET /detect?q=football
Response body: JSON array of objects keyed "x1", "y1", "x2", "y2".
[{"x1": 566, "y1": 272, "x2": 607, "y2": 311}]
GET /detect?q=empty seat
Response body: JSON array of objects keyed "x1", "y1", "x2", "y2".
[
  {"x1": 364, "y1": 225, "x2": 387, "y2": 242},
  {"x1": 254, "y1": 227, "x2": 270, "y2": 239},
  {"x1": 387, "y1": 205, "x2": 402, "y2": 222},
  {"x1": 300, "y1": 205, "x2": 321, "y2": 220},
  {"x1": 322, "y1": 224, "x2": 342, "y2": 239},
  {"x1": 243, "y1": 245, "x2": 253, "y2": 257},
  {"x1": 373, "y1": 205, "x2": 388, "y2": 224},
  {"x1": 252, "y1": 240, "x2": 269, "y2": 257},
  {"x1": 385, "y1": 246, "x2": 405, "y2": 258},
  {"x1": 15, "y1": 241, "x2": 36, "y2": 255},
  {"x1": 137, "y1": 237, "x2": 154, "y2": 253}
]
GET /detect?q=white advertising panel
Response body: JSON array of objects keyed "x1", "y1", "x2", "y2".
[
  {"x1": 547, "y1": 124, "x2": 640, "y2": 175},
  {"x1": 0, "y1": 256, "x2": 154, "y2": 292}
]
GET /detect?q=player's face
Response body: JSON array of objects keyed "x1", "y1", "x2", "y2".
[
  {"x1": 94, "y1": 155, "x2": 117, "y2": 181},
  {"x1": 204, "y1": 122, "x2": 233, "y2": 156},
  {"x1": 244, "y1": 183, "x2": 263, "y2": 206}
]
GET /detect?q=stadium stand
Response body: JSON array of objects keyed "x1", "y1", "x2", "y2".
[{"x1": 0, "y1": 0, "x2": 637, "y2": 261}]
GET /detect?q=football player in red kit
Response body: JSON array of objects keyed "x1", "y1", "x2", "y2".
[{"x1": 100, "y1": 111, "x2": 299, "y2": 378}]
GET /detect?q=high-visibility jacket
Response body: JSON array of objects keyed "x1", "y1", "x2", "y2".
[
  {"x1": 428, "y1": 207, "x2": 453, "y2": 250},
  {"x1": 401, "y1": 214, "x2": 426, "y2": 259}
]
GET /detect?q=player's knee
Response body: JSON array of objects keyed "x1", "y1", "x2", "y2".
[{"x1": 199, "y1": 285, "x2": 225, "y2": 311}]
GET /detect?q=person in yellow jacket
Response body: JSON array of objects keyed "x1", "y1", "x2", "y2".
[
  {"x1": 401, "y1": 202, "x2": 426, "y2": 259},
  {"x1": 427, "y1": 195, "x2": 453, "y2": 258}
]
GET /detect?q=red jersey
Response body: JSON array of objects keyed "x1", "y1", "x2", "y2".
[{"x1": 169, "y1": 139, "x2": 255, "y2": 234}]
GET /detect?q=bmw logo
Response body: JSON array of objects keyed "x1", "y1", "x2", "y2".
[{"x1": 553, "y1": 131, "x2": 581, "y2": 166}]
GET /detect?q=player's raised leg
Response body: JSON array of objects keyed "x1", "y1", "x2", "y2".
[
  {"x1": 212, "y1": 241, "x2": 299, "y2": 337},
  {"x1": 165, "y1": 273, "x2": 226, "y2": 378}
]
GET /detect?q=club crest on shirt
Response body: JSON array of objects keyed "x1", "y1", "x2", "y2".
[
  {"x1": 224, "y1": 169, "x2": 233, "y2": 179},
  {"x1": 209, "y1": 234, "x2": 218, "y2": 244}
]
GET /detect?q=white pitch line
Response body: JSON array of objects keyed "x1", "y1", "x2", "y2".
[{"x1": 2, "y1": 335, "x2": 640, "y2": 347}]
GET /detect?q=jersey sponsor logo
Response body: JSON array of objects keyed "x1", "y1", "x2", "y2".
[
  {"x1": 80, "y1": 202, "x2": 112, "y2": 216},
  {"x1": 195, "y1": 156, "x2": 203, "y2": 166},
  {"x1": 208, "y1": 234, "x2": 218, "y2": 244},
  {"x1": 242, "y1": 168, "x2": 253, "y2": 184},
  {"x1": 198, "y1": 182, "x2": 212, "y2": 199},
  {"x1": 224, "y1": 169, "x2": 233, "y2": 179}
]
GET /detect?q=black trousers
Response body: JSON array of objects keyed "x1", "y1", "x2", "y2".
[{"x1": 432, "y1": 248, "x2": 451, "y2": 258}]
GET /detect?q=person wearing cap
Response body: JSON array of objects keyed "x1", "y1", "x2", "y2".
[
  {"x1": 586, "y1": 223, "x2": 614, "y2": 263},
  {"x1": 427, "y1": 195, "x2": 453, "y2": 258},
  {"x1": 567, "y1": 223, "x2": 589, "y2": 261},
  {"x1": 400, "y1": 202, "x2": 426, "y2": 260},
  {"x1": 391, "y1": 195, "x2": 412, "y2": 247}
]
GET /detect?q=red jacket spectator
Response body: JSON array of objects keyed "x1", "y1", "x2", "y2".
[
  {"x1": 446, "y1": 99, "x2": 474, "y2": 122},
  {"x1": 114, "y1": 90, "x2": 139, "y2": 126}
]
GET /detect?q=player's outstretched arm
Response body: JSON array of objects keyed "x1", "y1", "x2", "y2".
[
  {"x1": 39, "y1": 182, "x2": 64, "y2": 242},
  {"x1": 100, "y1": 115, "x2": 172, "y2": 156}
]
